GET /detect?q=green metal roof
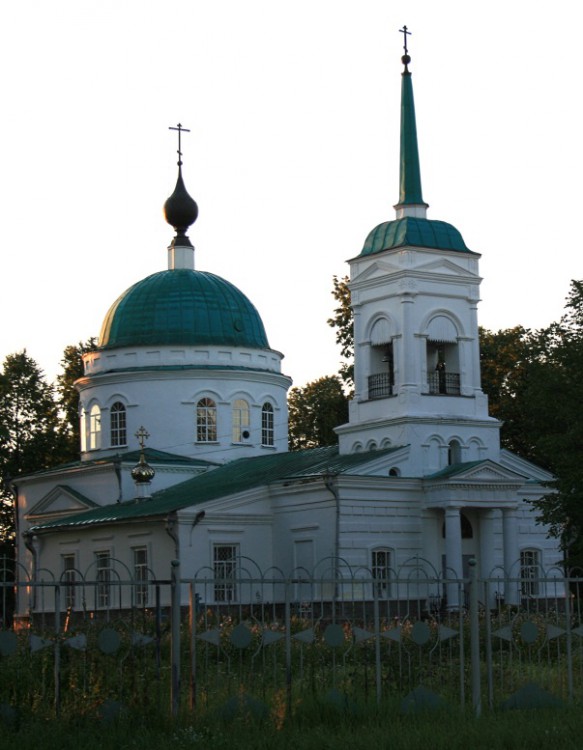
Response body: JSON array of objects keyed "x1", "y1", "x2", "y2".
[
  {"x1": 398, "y1": 68, "x2": 425, "y2": 207},
  {"x1": 16, "y1": 448, "x2": 214, "y2": 482},
  {"x1": 361, "y1": 217, "x2": 472, "y2": 256},
  {"x1": 30, "y1": 446, "x2": 400, "y2": 532},
  {"x1": 99, "y1": 269, "x2": 269, "y2": 350}
]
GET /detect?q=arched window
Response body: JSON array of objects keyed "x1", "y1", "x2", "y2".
[
  {"x1": 89, "y1": 404, "x2": 101, "y2": 450},
  {"x1": 196, "y1": 398, "x2": 217, "y2": 442},
  {"x1": 261, "y1": 402, "x2": 274, "y2": 446},
  {"x1": 110, "y1": 402, "x2": 127, "y2": 447},
  {"x1": 80, "y1": 407, "x2": 87, "y2": 452},
  {"x1": 448, "y1": 439, "x2": 462, "y2": 465},
  {"x1": 232, "y1": 399, "x2": 250, "y2": 443}
]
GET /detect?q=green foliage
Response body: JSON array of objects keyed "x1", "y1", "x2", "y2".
[
  {"x1": 288, "y1": 376, "x2": 348, "y2": 451},
  {"x1": 524, "y1": 282, "x2": 583, "y2": 566},
  {"x1": 327, "y1": 275, "x2": 354, "y2": 391},
  {"x1": 480, "y1": 281, "x2": 583, "y2": 566},
  {"x1": 0, "y1": 351, "x2": 67, "y2": 549},
  {"x1": 479, "y1": 325, "x2": 541, "y2": 461}
]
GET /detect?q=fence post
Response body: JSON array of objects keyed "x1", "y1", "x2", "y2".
[
  {"x1": 285, "y1": 577, "x2": 292, "y2": 715},
  {"x1": 469, "y1": 558, "x2": 481, "y2": 717},
  {"x1": 373, "y1": 581, "x2": 381, "y2": 704},
  {"x1": 54, "y1": 584, "x2": 61, "y2": 718},
  {"x1": 170, "y1": 559, "x2": 181, "y2": 719}
]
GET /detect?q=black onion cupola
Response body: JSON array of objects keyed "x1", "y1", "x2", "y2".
[{"x1": 164, "y1": 124, "x2": 198, "y2": 249}]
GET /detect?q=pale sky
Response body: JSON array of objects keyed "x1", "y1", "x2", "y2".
[{"x1": 0, "y1": 1, "x2": 580, "y2": 389}]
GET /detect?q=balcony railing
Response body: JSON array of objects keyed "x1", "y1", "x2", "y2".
[
  {"x1": 368, "y1": 372, "x2": 394, "y2": 400},
  {"x1": 427, "y1": 371, "x2": 460, "y2": 395}
]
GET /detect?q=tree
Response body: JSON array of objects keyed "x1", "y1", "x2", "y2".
[
  {"x1": 478, "y1": 325, "x2": 544, "y2": 462},
  {"x1": 327, "y1": 275, "x2": 354, "y2": 391},
  {"x1": 288, "y1": 376, "x2": 349, "y2": 451},
  {"x1": 56, "y1": 337, "x2": 97, "y2": 461},
  {"x1": 0, "y1": 351, "x2": 66, "y2": 551},
  {"x1": 524, "y1": 281, "x2": 583, "y2": 568}
]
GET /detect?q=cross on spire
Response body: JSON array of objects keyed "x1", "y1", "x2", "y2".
[
  {"x1": 135, "y1": 426, "x2": 150, "y2": 450},
  {"x1": 169, "y1": 123, "x2": 190, "y2": 167},
  {"x1": 399, "y1": 25, "x2": 411, "y2": 55}
]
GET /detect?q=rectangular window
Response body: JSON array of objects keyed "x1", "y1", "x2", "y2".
[
  {"x1": 520, "y1": 549, "x2": 540, "y2": 597},
  {"x1": 62, "y1": 554, "x2": 76, "y2": 610},
  {"x1": 89, "y1": 404, "x2": 102, "y2": 450},
  {"x1": 372, "y1": 548, "x2": 391, "y2": 598},
  {"x1": 133, "y1": 546, "x2": 149, "y2": 607},
  {"x1": 213, "y1": 544, "x2": 238, "y2": 603},
  {"x1": 197, "y1": 398, "x2": 217, "y2": 442},
  {"x1": 95, "y1": 551, "x2": 111, "y2": 608},
  {"x1": 261, "y1": 404, "x2": 274, "y2": 446},
  {"x1": 110, "y1": 403, "x2": 127, "y2": 447},
  {"x1": 232, "y1": 399, "x2": 250, "y2": 443}
]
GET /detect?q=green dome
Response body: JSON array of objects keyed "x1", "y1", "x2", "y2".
[
  {"x1": 99, "y1": 270, "x2": 269, "y2": 350},
  {"x1": 361, "y1": 217, "x2": 471, "y2": 256}
]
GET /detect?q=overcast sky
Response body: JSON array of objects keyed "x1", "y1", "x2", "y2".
[{"x1": 0, "y1": 1, "x2": 580, "y2": 388}]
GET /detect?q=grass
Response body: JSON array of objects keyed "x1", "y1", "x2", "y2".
[{"x1": 2, "y1": 706, "x2": 583, "y2": 750}]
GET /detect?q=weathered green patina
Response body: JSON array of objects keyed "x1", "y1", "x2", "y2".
[{"x1": 99, "y1": 269, "x2": 269, "y2": 349}]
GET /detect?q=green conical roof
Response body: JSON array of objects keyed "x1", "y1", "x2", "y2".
[
  {"x1": 99, "y1": 269, "x2": 269, "y2": 350},
  {"x1": 398, "y1": 65, "x2": 426, "y2": 207},
  {"x1": 359, "y1": 39, "x2": 473, "y2": 258}
]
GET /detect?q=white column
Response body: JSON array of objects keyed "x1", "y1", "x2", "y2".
[
  {"x1": 444, "y1": 507, "x2": 463, "y2": 610},
  {"x1": 502, "y1": 507, "x2": 520, "y2": 606},
  {"x1": 401, "y1": 294, "x2": 416, "y2": 389},
  {"x1": 469, "y1": 301, "x2": 481, "y2": 391},
  {"x1": 352, "y1": 305, "x2": 364, "y2": 402},
  {"x1": 479, "y1": 510, "x2": 498, "y2": 609}
]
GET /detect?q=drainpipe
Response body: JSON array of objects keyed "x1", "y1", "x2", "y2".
[
  {"x1": 323, "y1": 471, "x2": 340, "y2": 603},
  {"x1": 23, "y1": 531, "x2": 39, "y2": 611},
  {"x1": 165, "y1": 511, "x2": 179, "y2": 559}
]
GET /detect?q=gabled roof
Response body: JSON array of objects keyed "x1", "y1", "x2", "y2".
[
  {"x1": 425, "y1": 459, "x2": 530, "y2": 484},
  {"x1": 29, "y1": 446, "x2": 399, "y2": 533},
  {"x1": 27, "y1": 485, "x2": 98, "y2": 518}
]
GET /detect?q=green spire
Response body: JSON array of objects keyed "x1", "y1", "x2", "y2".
[{"x1": 395, "y1": 28, "x2": 428, "y2": 215}]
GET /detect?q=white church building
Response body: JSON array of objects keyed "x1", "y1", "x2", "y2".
[{"x1": 14, "y1": 43, "x2": 560, "y2": 616}]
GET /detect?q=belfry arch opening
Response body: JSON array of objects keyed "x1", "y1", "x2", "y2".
[
  {"x1": 367, "y1": 318, "x2": 395, "y2": 400},
  {"x1": 425, "y1": 316, "x2": 460, "y2": 395}
]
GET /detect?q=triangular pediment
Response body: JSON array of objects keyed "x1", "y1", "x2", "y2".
[
  {"x1": 414, "y1": 257, "x2": 477, "y2": 278},
  {"x1": 351, "y1": 258, "x2": 402, "y2": 283},
  {"x1": 27, "y1": 485, "x2": 98, "y2": 519},
  {"x1": 426, "y1": 460, "x2": 528, "y2": 485}
]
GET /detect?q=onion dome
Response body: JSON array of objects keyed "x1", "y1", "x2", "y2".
[
  {"x1": 97, "y1": 125, "x2": 270, "y2": 352},
  {"x1": 131, "y1": 427, "x2": 156, "y2": 498},
  {"x1": 131, "y1": 454, "x2": 156, "y2": 485},
  {"x1": 164, "y1": 167, "x2": 198, "y2": 247}
]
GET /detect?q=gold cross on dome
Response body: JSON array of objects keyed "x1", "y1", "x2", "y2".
[{"x1": 135, "y1": 426, "x2": 150, "y2": 450}]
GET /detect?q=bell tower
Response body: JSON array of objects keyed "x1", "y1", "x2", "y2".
[{"x1": 336, "y1": 30, "x2": 501, "y2": 473}]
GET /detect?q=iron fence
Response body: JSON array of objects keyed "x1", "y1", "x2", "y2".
[{"x1": 0, "y1": 555, "x2": 582, "y2": 721}]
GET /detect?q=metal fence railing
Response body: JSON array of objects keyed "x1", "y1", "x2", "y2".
[{"x1": 0, "y1": 555, "x2": 581, "y2": 720}]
